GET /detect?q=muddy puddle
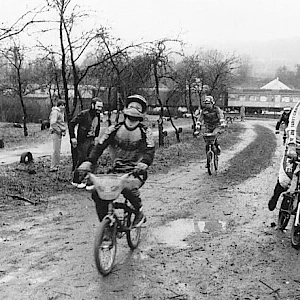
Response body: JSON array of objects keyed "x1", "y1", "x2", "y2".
[{"x1": 151, "y1": 218, "x2": 226, "y2": 248}]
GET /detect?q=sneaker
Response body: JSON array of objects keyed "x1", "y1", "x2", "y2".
[
  {"x1": 86, "y1": 184, "x2": 94, "y2": 191},
  {"x1": 77, "y1": 182, "x2": 87, "y2": 189},
  {"x1": 71, "y1": 182, "x2": 78, "y2": 187},
  {"x1": 133, "y1": 210, "x2": 146, "y2": 227},
  {"x1": 268, "y1": 196, "x2": 278, "y2": 211}
]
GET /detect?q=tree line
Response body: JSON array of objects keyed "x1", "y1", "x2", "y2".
[{"x1": 0, "y1": 0, "x2": 249, "y2": 149}]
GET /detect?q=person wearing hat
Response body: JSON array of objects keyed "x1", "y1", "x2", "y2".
[
  {"x1": 195, "y1": 95, "x2": 226, "y2": 155},
  {"x1": 69, "y1": 97, "x2": 104, "y2": 188},
  {"x1": 49, "y1": 99, "x2": 67, "y2": 172},
  {"x1": 275, "y1": 107, "x2": 292, "y2": 145},
  {"x1": 77, "y1": 94, "x2": 155, "y2": 227}
]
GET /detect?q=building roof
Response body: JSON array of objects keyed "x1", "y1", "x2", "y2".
[{"x1": 260, "y1": 77, "x2": 291, "y2": 90}]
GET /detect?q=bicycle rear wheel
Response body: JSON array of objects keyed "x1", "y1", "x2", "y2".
[
  {"x1": 278, "y1": 194, "x2": 293, "y2": 230},
  {"x1": 207, "y1": 151, "x2": 217, "y2": 175},
  {"x1": 94, "y1": 218, "x2": 117, "y2": 276},
  {"x1": 126, "y1": 212, "x2": 141, "y2": 249}
]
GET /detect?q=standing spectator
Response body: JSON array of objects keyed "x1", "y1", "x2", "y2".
[
  {"x1": 49, "y1": 99, "x2": 66, "y2": 172},
  {"x1": 240, "y1": 105, "x2": 246, "y2": 122},
  {"x1": 69, "y1": 97, "x2": 104, "y2": 188}
]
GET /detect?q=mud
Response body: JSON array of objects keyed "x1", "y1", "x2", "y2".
[{"x1": 1, "y1": 119, "x2": 299, "y2": 300}]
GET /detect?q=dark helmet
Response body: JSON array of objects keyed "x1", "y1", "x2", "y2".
[{"x1": 123, "y1": 94, "x2": 147, "y2": 120}]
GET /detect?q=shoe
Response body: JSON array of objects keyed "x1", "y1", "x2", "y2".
[
  {"x1": 71, "y1": 182, "x2": 78, "y2": 187},
  {"x1": 268, "y1": 196, "x2": 278, "y2": 211},
  {"x1": 77, "y1": 182, "x2": 86, "y2": 189},
  {"x1": 86, "y1": 184, "x2": 94, "y2": 191},
  {"x1": 133, "y1": 210, "x2": 146, "y2": 227}
]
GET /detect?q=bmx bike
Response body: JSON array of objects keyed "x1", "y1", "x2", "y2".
[
  {"x1": 88, "y1": 172, "x2": 143, "y2": 275},
  {"x1": 277, "y1": 161, "x2": 300, "y2": 249},
  {"x1": 202, "y1": 132, "x2": 219, "y2": 175}
]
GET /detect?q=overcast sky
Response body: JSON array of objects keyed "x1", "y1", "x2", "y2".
[{"x1": 2, "y1": 0, "x2": 300, "y2": 52}]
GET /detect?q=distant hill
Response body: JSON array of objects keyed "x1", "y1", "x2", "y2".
[{"x1": 206, "y1": 37, "x2": 300, "y2": 78}]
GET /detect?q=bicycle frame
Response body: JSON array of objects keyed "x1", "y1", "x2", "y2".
[
  {"x1": 278, "y1": 161, "x2": 300, "y2": 249},
  {"x1": 88, "y1": 172, "x2": 142, "y2": 275}
]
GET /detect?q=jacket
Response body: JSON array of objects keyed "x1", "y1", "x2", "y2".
[
  {"x1": 88, "y1": 122, "x2": 155, "y2": 172},
  {"x1": 198, "y1": 105, "x2": 224, "y2": 129},
  {"x1": 69, "y1": 109, "x2": 98, "y2": 143},
  {"x1": 49, "y1": 107, "x2": 66, "y2": 135}
]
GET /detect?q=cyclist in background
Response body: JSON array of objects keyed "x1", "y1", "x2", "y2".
[
  {"x1": 77, "y1": 95, "x2": 155, "y2": 227},
  {"x1": 275, "y1": 107, "x2": 291, "y2": 145},
  {"x1": 194, "y1": 96, "x2": 226, "y2": 155},
  {"x1": 268, "y1": 101, "x2": 300, "y2": 211}
]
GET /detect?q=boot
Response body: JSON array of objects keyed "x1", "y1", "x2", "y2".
[{"x1": 268, "y1": 181, "x2": 287, "y2": 211}]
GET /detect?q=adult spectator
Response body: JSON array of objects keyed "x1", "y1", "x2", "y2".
[
  {"x1": 49, "y1": 99, "x2": 66, "y2": 172},
  {"x1": 69, "y1": 97, "x2": 104, "y2": 188}
]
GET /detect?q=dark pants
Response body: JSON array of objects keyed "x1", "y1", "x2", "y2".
[{"x1": 73, "y1": 137, "x2": 94, "y2": 183}]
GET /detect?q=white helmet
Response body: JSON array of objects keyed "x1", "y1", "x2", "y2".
[
  {"x1": 123, "y1": 94, "x2": 147, "y2": 120},
  {"x1": 204, "y1": 96, "x2": 215, "y2": 105}
]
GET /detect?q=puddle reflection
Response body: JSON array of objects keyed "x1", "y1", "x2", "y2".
[{"x1": 152, "y1": 218, "x2": 226, "y2": 248}]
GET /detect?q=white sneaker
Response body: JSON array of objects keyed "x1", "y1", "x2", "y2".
[
  {"x1": 77, "y1": 182, "x2": 87, "y2": 189},
  {"x1": 86, "y1": 184, "x2": 94, "y2": 191},
  {"x1": 71, "y1": 182, "x2": 78, "y2": 187}
]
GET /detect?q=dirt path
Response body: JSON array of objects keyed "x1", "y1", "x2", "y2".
[{"x1": 1, "y1": 119, "x2": 299, "y2": 300}]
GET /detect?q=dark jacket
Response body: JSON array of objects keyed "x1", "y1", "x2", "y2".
[
  {"x1": 276, "y1": 111, "x2": 290, "y2": 130},
  {"x1": 69, "y1": 109, "x2": 97, "y2": 143}
]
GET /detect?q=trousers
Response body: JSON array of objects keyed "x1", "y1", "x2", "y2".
[{"x1": 51, "y1": 133, "x2": 62, "y2": 169}]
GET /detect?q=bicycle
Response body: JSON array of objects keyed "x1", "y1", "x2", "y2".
[
  {"x1": 88, "y1": 172, "x2": 143, "y2": 275},
  {"x1": 202, "y1": 132, "x2": 219, "y2": 175},
  {"x1": 277, "y1": 161, "x2": 300, "y2": 249}
]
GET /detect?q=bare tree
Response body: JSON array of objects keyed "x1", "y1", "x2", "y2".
[{"x1": 0, "y1": 44, "x2": 29, "y2": 136}]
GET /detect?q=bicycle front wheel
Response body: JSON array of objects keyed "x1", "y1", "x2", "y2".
[
  {"x1": 207, "y1": 151, "x2": 217, "y2": 175},
  {"x1": 291, "y1": 220, "x2": 300, "y2": 249},
  {"x1": 94, "y1": 218, "x2": 117, "y2": 276},
  {"x1": 126, "y1": 212, "x2": 141, "y2": 249}
]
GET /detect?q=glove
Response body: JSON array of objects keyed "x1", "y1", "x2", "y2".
[
  {"x1": 275, "y1": 130, "x2": 280, "y2": 134},
  {"x1": 71, "y1": 138, "x2": 78, "y2": 148},
  {"x1": 134, "y1": 162, "x2": 148, "y2": 175}
]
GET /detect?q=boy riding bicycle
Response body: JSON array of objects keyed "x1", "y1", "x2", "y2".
[
  {"x1": 77, "y1": 95, "x2": 155, "y2": 227},
  {"x1": 194, "y1": 96, "x2": 226, "y2": 155},
  {"x1": 269, "y1": 101, "x2": 300, "y2": 211}
]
